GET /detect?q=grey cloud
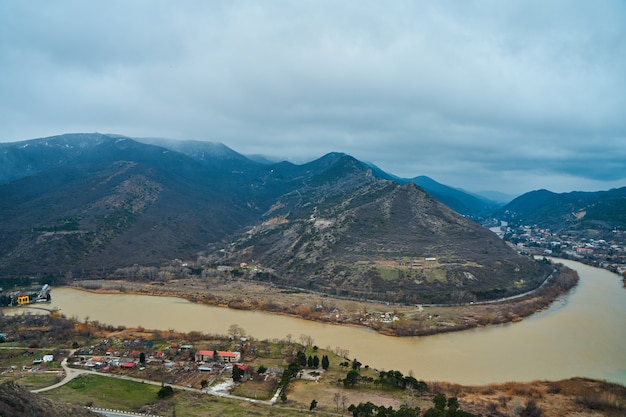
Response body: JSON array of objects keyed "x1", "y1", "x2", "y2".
[{"x1": 1, "y1": 1, "x2": 625, "y2": 195}]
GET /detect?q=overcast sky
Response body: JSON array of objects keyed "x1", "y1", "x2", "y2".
[{"x1": 1, "y1": 1, "x2": 625, "y2": 195}]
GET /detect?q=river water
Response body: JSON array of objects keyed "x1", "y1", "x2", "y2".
[{"x1": 17, "y1": 259, "x2": 626, "y2": 385}]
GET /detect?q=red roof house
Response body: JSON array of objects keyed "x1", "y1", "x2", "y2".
[{"x1": 195, "y1": 350, "x2": 241, "y2": 363}]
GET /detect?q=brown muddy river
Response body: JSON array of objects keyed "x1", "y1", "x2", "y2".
[{"x1": 16, "y1": 259, "x2": 626, "y2": 385}]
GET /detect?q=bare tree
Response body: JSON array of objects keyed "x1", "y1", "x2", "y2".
[
  {"x1": 342, "y1": 394, "x2": 348, "y2": 414},
  {"x1": 333, "y1": 392, "x2": 341, "y2": 412},
  {"x1": 299, "y1": 334, "x2": 314, "y2": 348},
  {"x1": 228, "y1": 324, "x2": 246, "y2": 340},
  {"x1": 334, "y1": 347, "x2": 350, "y2": 358},
  {"x1": 404, "y1": 385, "x2": 414, "y2": 408}
]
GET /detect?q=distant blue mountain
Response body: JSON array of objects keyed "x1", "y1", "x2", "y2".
[
  {"x1": 358, "y1": 163, "x2": 502, "y2": 217},
  {"x1": 497, "y1": 187, "x2": 626, "y2": 230},
  {"x1": 403, "y1": 175, "x2": 500, "y2": 217},
  {"x1": 142, "y1": 140, "x2": 504, "y2": 217}
]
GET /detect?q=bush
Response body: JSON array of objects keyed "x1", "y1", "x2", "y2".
[
  {"x1": 157, "y1": 385, "x2": 174, "y2": 399},
  {"x1": 520, "y1": 399, "x2": 542, "y2": 417}
]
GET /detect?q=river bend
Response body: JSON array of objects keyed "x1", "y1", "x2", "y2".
[{"x1": 16, "y1": 259, "x2": 626, "y2": 385}]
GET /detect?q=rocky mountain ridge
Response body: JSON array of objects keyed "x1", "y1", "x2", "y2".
[{"x1": 0, "y1": 133, "x2": 553, "y2": 303}]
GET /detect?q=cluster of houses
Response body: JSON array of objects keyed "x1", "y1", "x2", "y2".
[
  {"x1": 194, "y1": 350, "x2": 258, "y2": 378},
  {"x1": 500, "y1": 224, "x2": 626, "y2": 276},
  {"x1": 374, "y1": 312, "x2": 400, "y2": 324},
  {"x1": 70, "y1": 338, "x2": 248, "y2": 377}
]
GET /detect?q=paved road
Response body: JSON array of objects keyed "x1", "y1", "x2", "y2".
[{"x1": 31, "y1": 357, "x2": 86, "y2": 393}]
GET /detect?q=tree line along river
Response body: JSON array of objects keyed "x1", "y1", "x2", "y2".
[{"x1": 15, "y1": 259, "x2": 626, "y2": 386}]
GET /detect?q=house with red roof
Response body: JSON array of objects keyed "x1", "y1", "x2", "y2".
[
  {"x1": 236, "y1": 364, "x2": 254, "y2": 379},
  {"x1": 195, "y1": 350, "x2": 241, "y2": 363}
]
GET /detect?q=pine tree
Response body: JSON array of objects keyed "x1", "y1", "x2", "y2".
[{"x1": 322, "y1": 354, "x2": 330, "y2": 370}]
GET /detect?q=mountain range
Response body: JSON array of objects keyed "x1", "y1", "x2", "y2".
[
  {"x1": 137, "y1": 136, "x2": 504, "y2": 217},
  {"x1": 2, "y1": 133, "x2": 621, "y2": 303},
  {"x1": 496, "y1": 188, "x2": 626, "y2": 233}
]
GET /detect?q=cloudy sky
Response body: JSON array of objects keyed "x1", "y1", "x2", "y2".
[{"x1": 1, "y1": 1, "x2": 625, "y2": 196}]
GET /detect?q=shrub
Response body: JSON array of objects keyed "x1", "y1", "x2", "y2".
[{"x1": 157, "y1": 385, "x2": 174, "y2": 399}]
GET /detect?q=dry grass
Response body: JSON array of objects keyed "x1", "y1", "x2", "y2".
[
  {"x1": 0, "y1": 374, "x2": 61, "y2": 391},
  {"x1": 425, "y1": 378, "x2": 626, "y2": 417},
  {"x1": 286, "y1": 380, "x2": 406, "y2": 414},
  {"x1": 231, "y1": 377, "x2": 279, "y2": 401}
]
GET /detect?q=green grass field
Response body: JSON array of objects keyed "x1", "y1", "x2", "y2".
[
  {"x1": 37, "y1": 373, "x2": 316, "y2": 417},
  {"x1": 377, "y1": 267, "x2": 401, "y2": 281},
  {"x1": 424, "y1": 269, "x2": 447, "y2": 283}
]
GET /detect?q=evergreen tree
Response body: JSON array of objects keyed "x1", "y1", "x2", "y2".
[
  {"x1": 343, "y1": 369, "x2": 360, "y2": 387},
  {"x1": 232, "y1": 364, "x2": 244, "y2": 382},
  {"x1": 297, "y1": 351, "x2": 307, "y2": 367},
  {"x1": 157, "y1": 385, "x2": 174, "y2": 399},
  {"x1": 313, "y1": 355, "x2": 320, "y2": 368},
  {"x1": 322, "y1": 354, "x2": 330, "y2": 370},
  {"x1": 433, "y1": 393, "x2": 447, "y2": 411}
]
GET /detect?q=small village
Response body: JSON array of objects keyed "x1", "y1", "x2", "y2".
[
  {"x1": 495, "y1": 223, "x2": 626, "y2": 279},
  {"x1": 0, "y1": 317, "x2": 320, "y2": 412},
  {"x1": 0, "y1": 315, "x2": 440, "y2": 416},
  {"x1": 67, "y1": 333, "x2": 286, "y2": 398}
]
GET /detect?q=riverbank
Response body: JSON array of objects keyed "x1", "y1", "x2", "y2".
[
  {"x1": 44, "y1": 258, "x2": 624, "y2": 387},
  {"x1": 2, "y1": 311, "x2": 624, "y2": 417},
  {"x1": 67, "y1": 262, "x2": 579, "y2": 337}
]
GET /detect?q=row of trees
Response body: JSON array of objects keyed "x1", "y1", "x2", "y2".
[
  {"x1": 347, "y1": 402, "x2": 420, "y2": 417},
  {"x1": 346, "y1": 393, "x2": 483, "y2": 417},
  {"x1": 344, "y1": 392, "x2": 545, "y2": 417},
  {"x1": 294, "y1": 350, "x2": 330, "y2": 370},
  {"x1": 340, "y1": 363, "x2": 428, "y2": 392},
  {"x1": 377, "y1": 370, "x2": 428, "y2": 391}
]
